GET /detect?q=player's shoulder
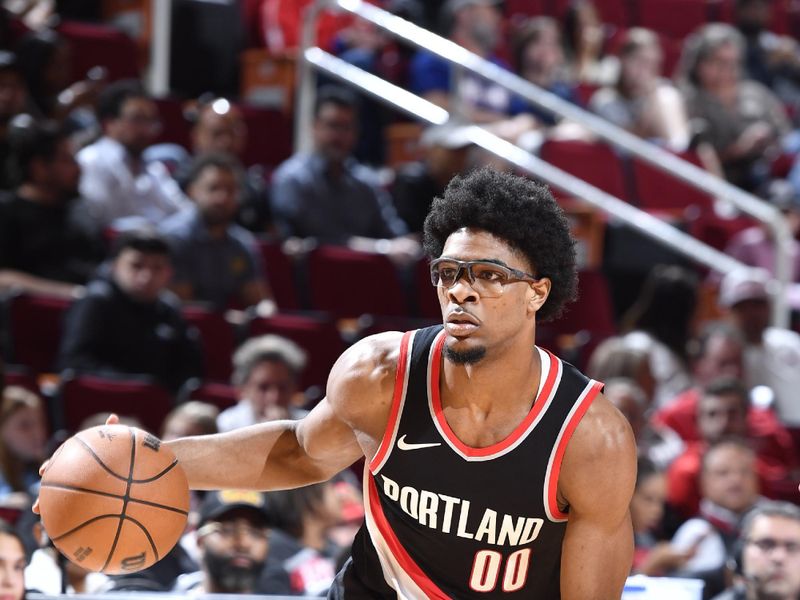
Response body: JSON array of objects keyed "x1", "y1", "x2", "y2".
[
  {"x1": 569, "y1": 392, "x2": 636, "y2": 465},
  {"x1": 326, "y1": 331, "x2": 406, "y2": 420}
]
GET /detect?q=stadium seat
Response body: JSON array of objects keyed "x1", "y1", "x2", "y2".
[
  {"x1": 540, "y1": 140, "x2": 629, "y2": 200},
  {"x1": 239, "y1": 105, "x2": 293, "y2": 168},
  {"x1": 55, "y1": 372, "x2": 174, "y2": 434},
  {"x1": 256, "y1": 239, "x2": 300, "y2": 310},
  {"x1": 178, "y1": 379, "x2": 239, "y2": 411},
  {"x1": 630, "y1": 151, "x2": 714, "y2": 213},
  {"x1": 2, "y1": 364, "x2": 40, "y2": 394},
  {"x1": 57, "y1": 20, "x2": 141, "y2": 82},
  {"x1": 2, "y1": 293, "x2": 72, "y2": 374},
  {"x1": 245, "y1": 313, "x2": 346, "y2": 395},
  {"x1": 181, "y1": 306, "x2": 237, "y2": 382},
  {"x1": 306, "y1": 246, "x2": 410, "y2": 318},
  {"x1": 636, "y1": 0, "x2": 710, "y2": 40}
]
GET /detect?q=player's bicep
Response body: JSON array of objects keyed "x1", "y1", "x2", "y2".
[{"x1": 559, "y1": 396, "x2": 637, "y2": 599}]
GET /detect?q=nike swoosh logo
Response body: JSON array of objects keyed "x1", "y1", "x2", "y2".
[{"x1": 397, "y1": 434, "x2": 441, "y2": 451}]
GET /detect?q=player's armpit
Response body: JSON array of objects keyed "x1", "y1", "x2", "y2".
[{"x1": 558, "y1": 394, "x2": 637, "y2": 600}]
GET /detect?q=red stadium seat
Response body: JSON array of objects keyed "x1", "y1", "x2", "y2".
[
  {"x1": 637, "y1": 0, "x2": 710, "y2": 40},
  {"x1": 540, "y1": 140, "x2": 629, "y2": 200},
  {"x1": 178, "y1": 380, "x2": 239, "y2": 411},
  {"x1": 245, "y1": 313, "x2": 346, "y2": 394},
  {"x1": 2, "y1": 364, "x2": 40, "y2": 394},
  {"x1": 239, "y1": 105, "x2": 293, "y2": 168},
  {"x1": 57, "y1": 20, "x2": 140, "y2": 83},
  {"x1": 3, "y1": 293, "x2": 72, "y2": 374},
  {"x1": 153, "y1": 97, "x2": 192, "y2": 150},
  {"x1": 256, "y1": 239, "x2": 300, "y2": 310},
  {"x1": 631, "y1": 151, "x2": 714, "y2": 213},
  {"x1": 56, "y1": 373, "x2": 174, "y2": 434},
  {"x1": 306, "y1": 246, "x2": 410, "y2": 318},
  {"x1": 181, "y1": 306, "x2": 237, "y2": 382}
]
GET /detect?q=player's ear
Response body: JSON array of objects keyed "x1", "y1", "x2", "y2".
[{"x1": 527, "y1": 277, "x2": 551, "y2": 314}]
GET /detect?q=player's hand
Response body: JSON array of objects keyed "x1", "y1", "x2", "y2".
[{"x1": 32, "y1": 413, "x2": 120, "y2": 515}]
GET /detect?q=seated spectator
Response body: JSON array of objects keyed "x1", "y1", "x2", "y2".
[
  {"x1": 14, "y1": 29, "x2": 104, "y2": 127},
  {"x1": 677, "y1": 24, "x2": 791, "y2": 191},
  {"x1": 260, "y1": 482, "x2": 345, "y2": 596},
  {"x1": 25, "y1": 526, "x2": 108, "y2": 593},
  {"x1": 57, "y1": 228, "x2": 203, "y2": 393},
  {"x1": 0, "y1": 386, "x2": 46, "y2": 506},
  {"x1": 665, "y1": 378, "x2": 793, "y2": 518},
  {"x1": 711, "y1": 501, "x2": 800, "y2": 600},
  {"x1": 217, "y1": 335, "x2": 307, "y2": 432},
  {"x1": 562, "y1": 0, "x2": 618, "y2": 86},
  {"x1": 719, "y1": 268, "x2": 800, "y2": 427},
  {"x1": 162, "y1": 401, "x2": 219, "y2": 441},
  {"x1": 271, "y1": 86, "x2": 418, "y2": 264},
  {"x1": 409, "y1": 0, "x2": 515, "y2": 123},
  {"x1": 590, "y1": 28, "x2": 691, "y2": 151},
  {"x1": 621, "y1": 265, "x2": 697, "y2": 408},
  {"x1": 632, "y1": 457, "x2": 699, "y2": 576},
  {"x1": 733, "y1": 0, "x2": 800, "y2": 125},
  {"x1": 174, "y1": 489, "x2": 290, "y2": 594},
  {"x1": 586, "y1": 337, "x2": 656, "y2": 401},
  {"x1": 0, "y1": 521, "x2": 30, "y2": 599},
  {"x1": 160, "y1": 153, "x2": 273, "y2": 312},
  {"x1": 670, "y1": 439, "x2": 762, "y2": 597},
  {"x1": 147, "y1": 96, "x2": 273, "y2": 234},
  {"x1": 390, "y1": 122, "x2": 474, "y2": 234},
  {"x1": 0, "y1": 51, "x2": 27, "y2": 190},
  {"x1": 77, "y1": 80, "x2": 190, "y2": 229},
  {"x1": 0, "y1": 116, "x2": 105, "y2": 299}
]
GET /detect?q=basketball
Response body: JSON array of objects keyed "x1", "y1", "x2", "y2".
[{"x1": 37, "y1": 424, "x2": 190, "y2": 574}]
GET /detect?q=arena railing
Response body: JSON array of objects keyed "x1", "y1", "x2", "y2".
[{"x1": 295, "y1": 0, "x2": 793, "y2": 329}]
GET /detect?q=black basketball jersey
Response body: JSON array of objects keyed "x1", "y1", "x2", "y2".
[{"x1": 336, "y1": 325, "x2": 603, "y2": 599}]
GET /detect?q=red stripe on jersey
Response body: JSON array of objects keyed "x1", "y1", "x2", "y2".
[
  {"x1": 367, "y1": 474, "x2": 451, "y2": 599},
  {"x1": 430, "y1": 336, "x2": 560, "y2": 458},
  {"x1": 546, "y1": 380, "x2": 603, "y2": 519},
  {"x1": 368, "y1": 330, "x2": 413, "y2": 473}
]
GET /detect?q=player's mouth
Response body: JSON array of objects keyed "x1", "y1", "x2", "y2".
[{"x1": 446, "y1": 311, "x2": 480, "y2": 336}]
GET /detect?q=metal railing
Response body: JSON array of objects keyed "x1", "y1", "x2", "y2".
[{"x1": 296, "y1": 0, "x2": 793, "y2": 327}]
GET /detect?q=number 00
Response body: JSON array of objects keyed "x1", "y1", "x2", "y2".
[{"x1": 469, "y1": 548, "x2": 531, "y2": 593}]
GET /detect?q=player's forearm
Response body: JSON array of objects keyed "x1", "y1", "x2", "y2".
[{"x1": 165, "y1": 420, "x2": 297, "y2": 491}]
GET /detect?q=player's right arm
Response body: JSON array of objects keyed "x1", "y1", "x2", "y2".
[{"x1": 131, "y1": 332, "x2": 400, "y2": 493}]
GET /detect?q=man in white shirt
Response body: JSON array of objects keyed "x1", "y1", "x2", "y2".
[
  {"x1": 77, "y1": 80, "x2": 189, "y2": 230},
  {"x1": 719, "y1": 268, "x2": 800, "y2": 426}
]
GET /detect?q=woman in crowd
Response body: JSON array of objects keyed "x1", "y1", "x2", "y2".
[{"x1": 0, "y1": 386, "x2": 46, "y2": 505}]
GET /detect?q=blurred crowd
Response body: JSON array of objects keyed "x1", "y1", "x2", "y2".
[{"x1": 1, "y1": 0, "x2": 800, "y2": 598}]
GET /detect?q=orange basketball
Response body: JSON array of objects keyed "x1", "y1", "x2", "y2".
[{"x1": 38, "y1": 424, "x2": 189, "y2": 574}]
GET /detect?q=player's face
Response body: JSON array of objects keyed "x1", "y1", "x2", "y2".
[
  {"x1": 199, "y1": 515, "x2": 269, "y2": 593},
  {"x1": 742, "y1": 515, "x2": 800, "y2": 599},
  {"x1": 436, "y1": 228, "x2": 550, "y2": 364},
  {"x1": 0, "y1": 534, "x2": 25, "y2": 600},
  {"x1": 240, "y1": 360, "x2": 298, "y2": 422}
]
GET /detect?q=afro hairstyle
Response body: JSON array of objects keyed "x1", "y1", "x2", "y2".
[{"x1": 423, "y1": 167, "x2": 577, "y2": 322}]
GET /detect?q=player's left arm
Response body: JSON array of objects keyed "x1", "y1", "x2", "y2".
[{"x1": 559, "y1": 393, "x2": 637, "y2": 600}]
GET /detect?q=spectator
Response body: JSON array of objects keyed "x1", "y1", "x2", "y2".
[
  {"x1": 0, "y1": 115, "x2": 105, "y2": 299},
  {"x1": 670, "y1": 439, "x2": 762, "y2": 597},
  {"x1": 632, "y1": 457, "x2": 699, "y2": 577},
  {"x1": 77, "y1": 80, "x2": 189, "y2": 229},
  {"x1": 586, "y1": 336, "x2": 657, "y2": 401},
  {"x1": 409, "y1": 0, "x2": 516, "y2": 123},
  {"x1": 562, "y1": 0, "x2": 618, "y2": 86},
  {"x1": 733, "y1": 0, "x2": 800, "y2": 125},
  {"x1": 719, "y1": 268, "x2": 800, "y2": 426},
  {"x1": 677, "y1": 23, "x2": 791, "y2": 191},
  {"x1": 259, "y1": 0, "x2": 353, "y2": 54},
  {"x1": 0, "y1": 386, "x2": 46, "y2": 506},
  {"x1": 173, "y1": 489, "x2": 290, "y2": 594},
  {"x1": 712, "y1": 501, "x2": 800, "y2": 600},
  {"x1": 217, "y1": 335, "x2": 307, "y2": 432},
  {"x1": 590, "y1": 28, "x2": 691, "y2": 151},
  {"x1": 621, "y1": 264, "x2": 698, "y2": 407},
  {"x1": 25, "y1": 526, "x2": 109, "y2": 593},
  {"x1": 271, "y1": 86, "x2": 418, "y2": 263},
  {"x1": 260, "y1": 482, "x2": 345, "y2": 596},
  {"x1": 14, "y1": 29, "x2": 104, "y2": 126},
  {"x1": 0, "y1": 52, "x2": 27, "y2": 190},
  {"x1": 57, "y1": 228, "x2": 203, "y2": 393},
  {"x1": 390, "y1": 122, "x2": 474, "y2": 234},
  {"x1": 160, "y1": 153, "x2": 273, "y2": 312},
  {"x1": 148, "y1": 96, "x2": 273, "y2": 234},
  {"x1": 161, "y1": 401, "x2": 219, "y2": 441},
  {"x1": 0, "y1": 521, "x2": 28, "y2": 599},
  {"x1": 512, "y1": 17, "x2": 581, "y2": 128}
]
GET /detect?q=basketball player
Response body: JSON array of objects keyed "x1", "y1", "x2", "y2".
[{"x1": 39, "y1": 168, "x2": 637, "y2": 598}]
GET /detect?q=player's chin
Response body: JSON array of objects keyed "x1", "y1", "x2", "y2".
[{"x1": 443, "y1": 340, "x2": 487, "y2": 365}]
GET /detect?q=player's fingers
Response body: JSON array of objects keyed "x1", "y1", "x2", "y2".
[
  {"x1": 38, "y1": 459, "x2": 50, "y2": 476},
  {"x1": 32, "y1": 498, "x2": 40, "y2": 514},
  {"x1": 105, "y1": 413, "x2": 119, "y2": 426}
]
